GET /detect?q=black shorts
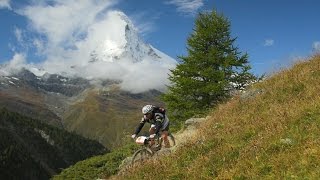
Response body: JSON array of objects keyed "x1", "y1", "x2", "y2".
[{"x1": 161, "y1": 122, "x2": 170, "y2": 132}]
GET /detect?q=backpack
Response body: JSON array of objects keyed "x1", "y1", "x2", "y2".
[{"x1": 153, "y1": 106, "x2": 166, "y2": 116}]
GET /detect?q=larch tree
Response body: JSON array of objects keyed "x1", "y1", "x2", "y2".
[{"x1": 163, "y1": 10, "x2": 256, "y2": 122}]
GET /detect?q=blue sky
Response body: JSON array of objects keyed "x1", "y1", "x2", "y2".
[{"x1": 1, "y1": 0, "x2": 320, "y2": 76}]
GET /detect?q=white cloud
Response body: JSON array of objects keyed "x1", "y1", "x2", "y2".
[
  {"x1": 19, "y1": 0, "x2": 116, "y2": 49},
  {"x1": 8, "y1": 53, "x2": 27, "y2": 69},
  {"x1": 14, "y1": 27, "x2": 23, "y2": 43},
  {"x1": 264, "y1": 39, "x2": 274, "y2": 47},
  {"x1": 0, "y1": 53, "x2": 27, "y2": 76},
  {"x1": 33, "y1": 38, "x2": 45, "y2": 55},
  {"x1": 312, "y1": 41, "x2": 320, "y2": 51},
  {"x1": 16, "y1": 0, "x2": 118, "y2": 68},
  {"x1": 13, "y1": 0, "x2": 176, "y2": 93},
  {"x1": 0, "y1": 0, "x2": 11, "y2": 10},
  {"x1": 165, "y1": 0, "x2": 204, "y2": 15}
]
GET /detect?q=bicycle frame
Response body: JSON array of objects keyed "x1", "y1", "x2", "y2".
[
  {"x1": 135, "y1": 135, "x2": 162, "y2": 152},
  {"x1": 131, "y1": 134, "x2": 175, "y2": 165}
]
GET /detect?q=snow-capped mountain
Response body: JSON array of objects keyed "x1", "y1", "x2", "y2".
[{"x1": 88, "y1": 11, "x2": 175, "y2": 65}]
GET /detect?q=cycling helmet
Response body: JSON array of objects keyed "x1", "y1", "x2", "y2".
[{"x1": 142, "y1": 105, "x2": 154, "y2": 114}]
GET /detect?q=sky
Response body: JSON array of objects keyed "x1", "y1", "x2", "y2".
[{"x1": 1, "y1": 0, "x2": 320, "y2": 87}]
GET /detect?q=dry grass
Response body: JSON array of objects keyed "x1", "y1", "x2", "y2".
[{"x1": 114, "y1": 55, "x2": 320, "y2": 179}]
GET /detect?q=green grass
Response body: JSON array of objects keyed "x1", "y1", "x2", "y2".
[{"x1": 52, "y1": 142, "x2": 139, "y2": 180}]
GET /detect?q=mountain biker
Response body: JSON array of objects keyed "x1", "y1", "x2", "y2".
[{"x1": 131, "y1": 105, "x2": 171, "y2": 148}]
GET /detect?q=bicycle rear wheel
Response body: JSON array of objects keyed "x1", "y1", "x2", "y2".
[{"x1": 131, "y1": 148, "x2": 153, "y2": 165}]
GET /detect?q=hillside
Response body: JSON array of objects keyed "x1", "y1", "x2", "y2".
[
  {"x1": 0, "y1": 108, "x2": 108, "y2": 180},
  {"x1": 111, "y1": 55, "x2": 320, "y2": 179}
]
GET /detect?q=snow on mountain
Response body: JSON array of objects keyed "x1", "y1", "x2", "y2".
[
  {"x1": 88, "y1": 11, "x2": 175, "y2": 65},
  {"x1": 29, "y1": 67, "x2": 47, "y2": 77}
]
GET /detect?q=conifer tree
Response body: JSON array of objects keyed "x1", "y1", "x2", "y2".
[{"x1": 163, "y1": 10, "x2": 256, "y2": 122}]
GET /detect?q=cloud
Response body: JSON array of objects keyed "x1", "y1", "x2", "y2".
[
  {"x1": 14, "y1": 27, "x2": 23, "y2": 43},
  {"x1": 165, "y1": 0, "x2": 204, "y2": 15},
  {"x1": 0, "y1": 0, "x2": 11, "y2": 10},
  {"x1": 7, "y1": 53, "x2": 27, "y2": 69},
  {"x1": 312, "y1": 41, "x2": 320, "y2": 52},
  {"x1": 0, "y1": 53, "x2": 27, "y2": 76},
  {"x1": 264, "y1": 39, "x2": 274, "y2": 47},
  {"x1": 33, "y1": 38, "x2": 45, "y2": 55},
  {"x1": 12, "y1": 0, "x2": 176, "y2": 93},
  {"x1": 19, "y1": 0, "x2": 116, "y2": 49}
]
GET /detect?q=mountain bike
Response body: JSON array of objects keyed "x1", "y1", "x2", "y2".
[{"x1": 131, "y1": 133, "x2": 175, "y2": 165}]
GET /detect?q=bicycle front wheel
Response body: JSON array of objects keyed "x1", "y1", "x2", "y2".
[{"x1": 131, "y1": 148, "x2": 153, "y2": 165}]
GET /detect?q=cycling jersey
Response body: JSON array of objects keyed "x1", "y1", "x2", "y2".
[{"x1": 134, "y1": 111, "x2": 169, "y2": 135}]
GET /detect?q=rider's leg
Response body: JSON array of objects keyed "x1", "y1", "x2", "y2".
[
  {"x1": 149, "y1": 125, "x2": 156, "y2": 146},
  {"x1": 149, "y1": 125, "x2": 156, "y2": 134},
  {"x1": 161, "y1": 131, "x2": 170, "y2": 148}
]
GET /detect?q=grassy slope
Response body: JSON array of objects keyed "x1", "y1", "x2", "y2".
[
  {"x1": 52, "y1": 142, "x2": 139, "y2": 179},
  {"x1": 116, "y1": 55, "x2": 320, "y2": 179}
]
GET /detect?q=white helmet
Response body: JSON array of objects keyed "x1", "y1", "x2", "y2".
[{"x1": 142, "y1": 105, "x2": 154, "y2": 114}]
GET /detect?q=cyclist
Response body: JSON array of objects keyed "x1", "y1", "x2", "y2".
[{"x1": 131, "y1": 105, "x2": 171, "y2": 148}]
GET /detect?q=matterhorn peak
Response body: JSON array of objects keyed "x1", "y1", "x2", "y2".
[{"x1": 89, "y1": 11, "x2": 171, "y2": 64}]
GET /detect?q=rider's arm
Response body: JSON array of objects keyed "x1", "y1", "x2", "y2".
[{"x1": 134, "y1": 118, "x2": 146, "y2": 135}]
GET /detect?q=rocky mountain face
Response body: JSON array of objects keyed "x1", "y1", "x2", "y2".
[{"x1": 0, "y1": 68, "x2": 91, "y2": 127}]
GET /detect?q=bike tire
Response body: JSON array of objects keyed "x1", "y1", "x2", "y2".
[{"x1": 131, "y1": 148, "x2": 153, "y2": 165}]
